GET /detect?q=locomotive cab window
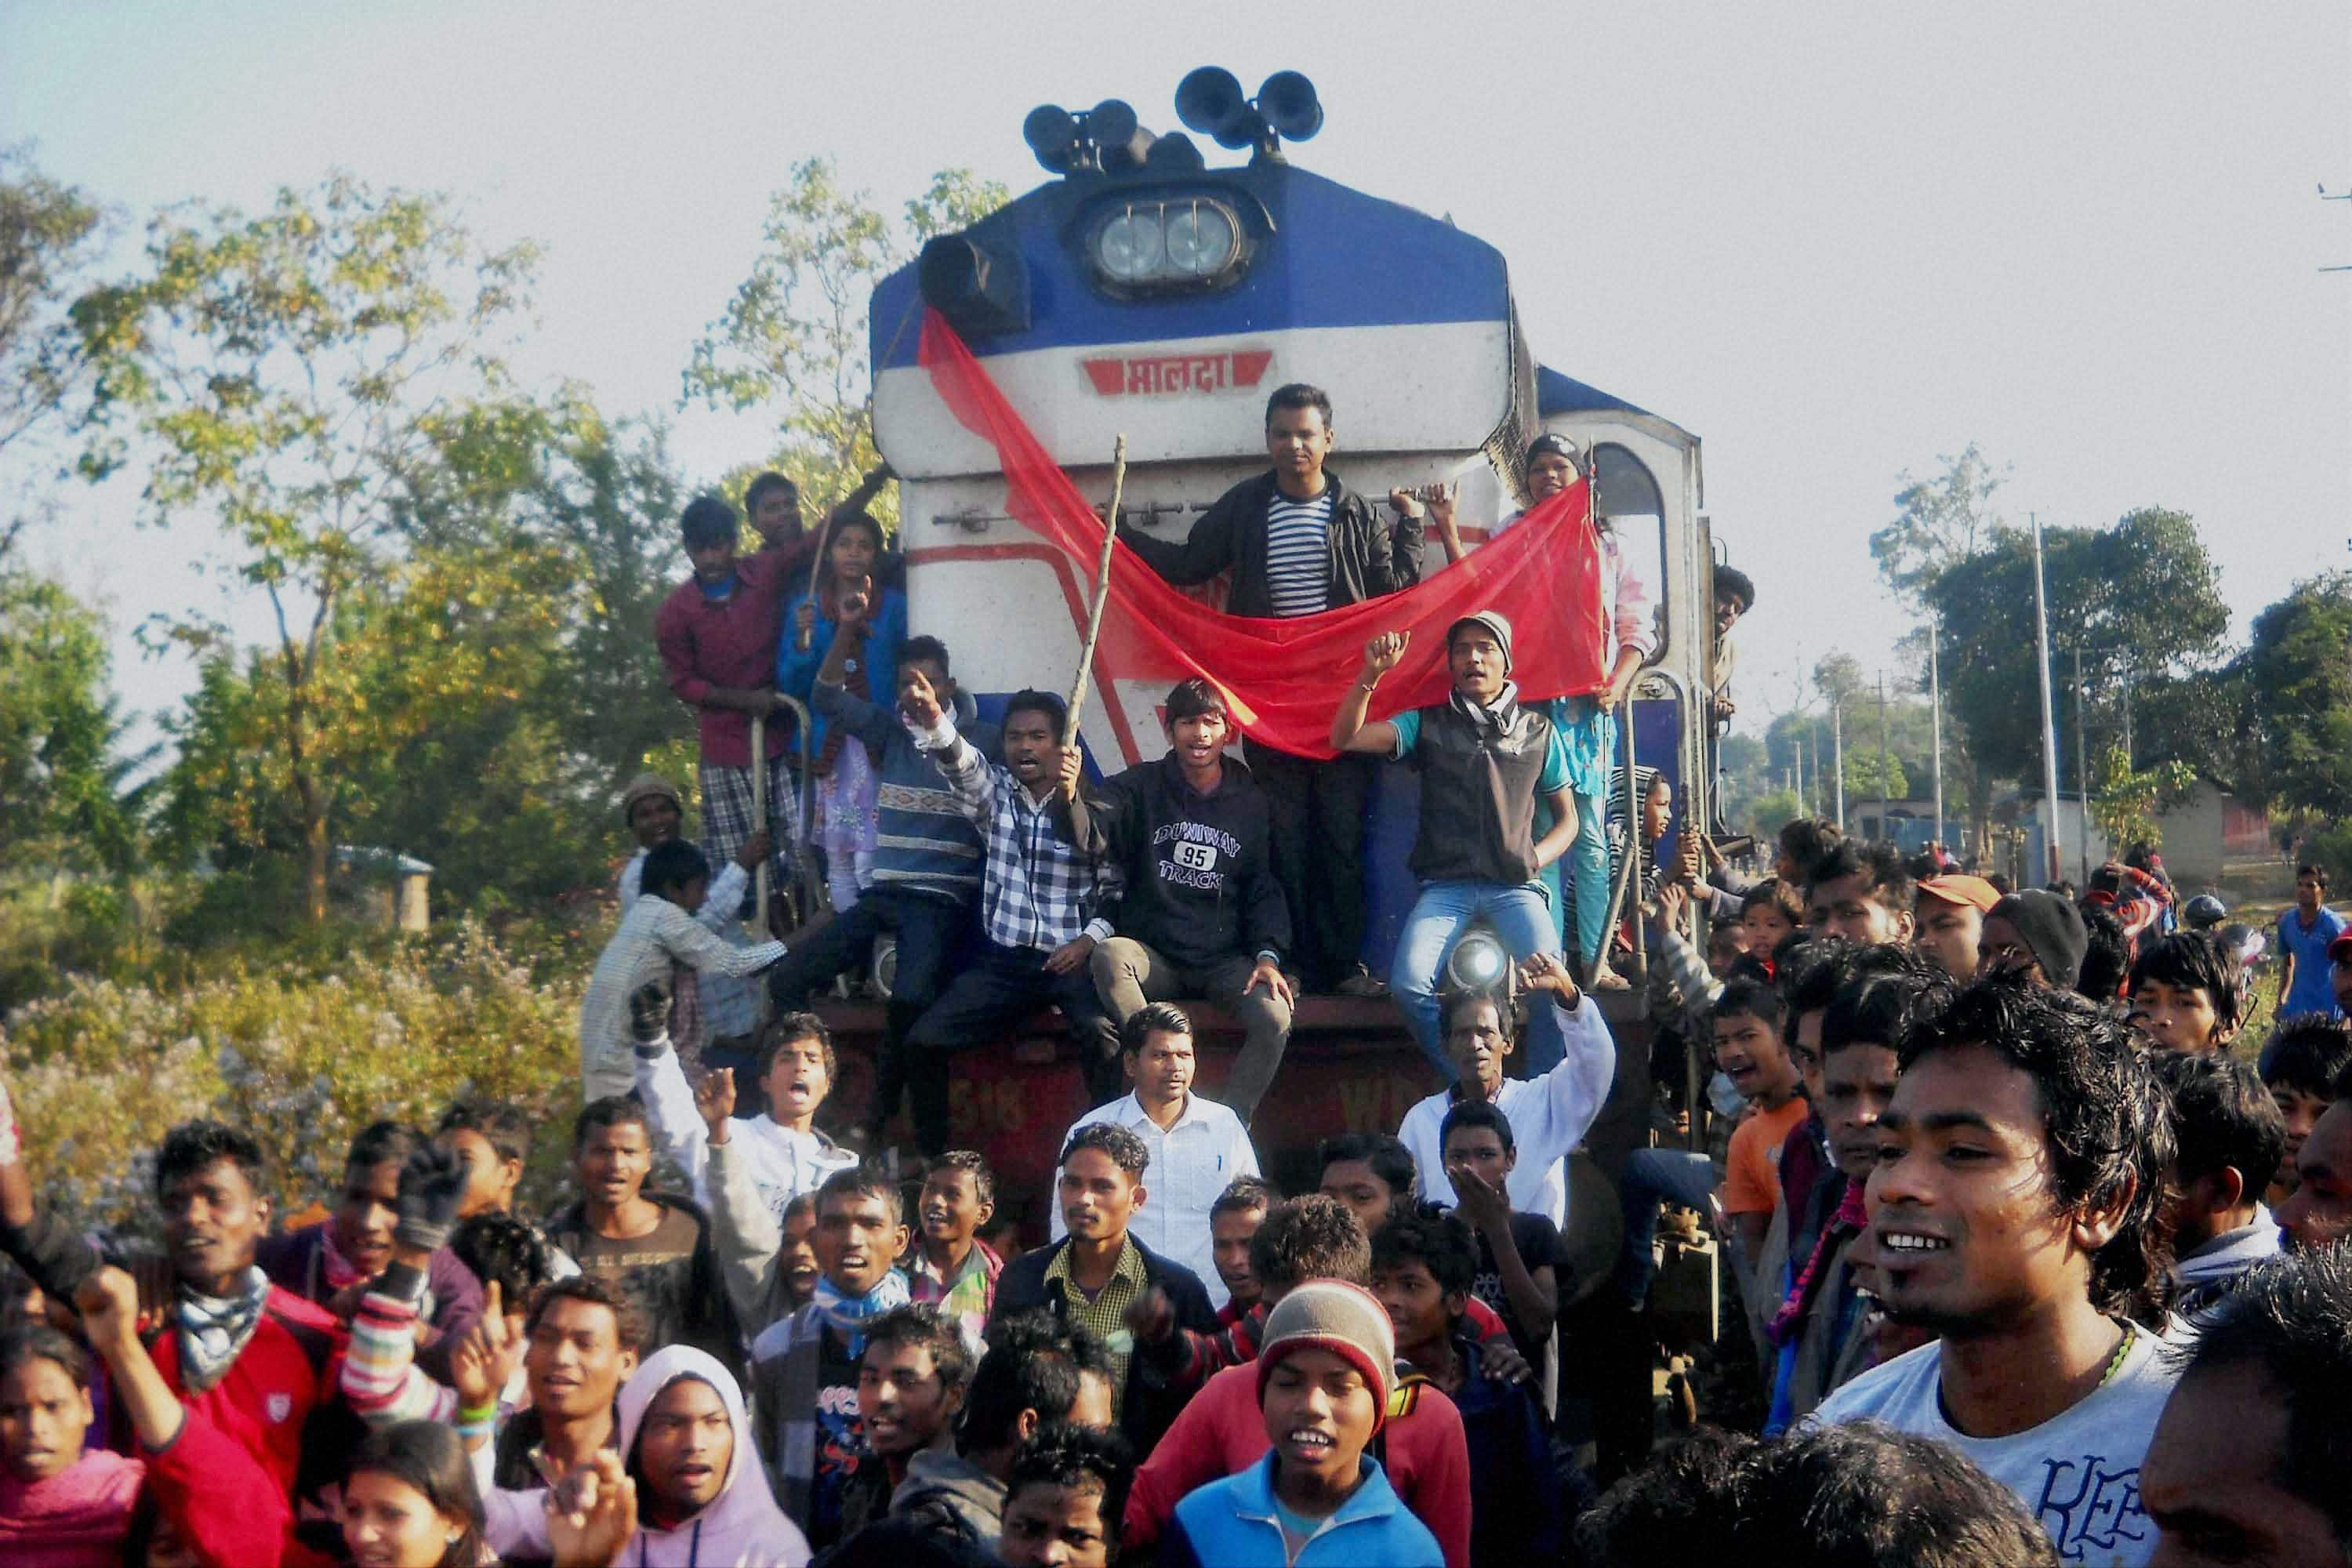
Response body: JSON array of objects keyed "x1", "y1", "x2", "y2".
[{"x1": 1593, "y1": 442, "x2": 1668, "y2": 665}]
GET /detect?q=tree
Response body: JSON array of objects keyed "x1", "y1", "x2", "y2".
[
  {"x1": 2245, "y1": 572, "x2": 2352, "y2": 820},
  {"x1": 2088, "y1": 742, "x2": 2196, "y2": 853},
  {"x1": 1844, "y1": 748, "x2": 1909, "y2": 802},
  {"x1": 682, "y1": 159, "x2": 1007, "y2": 523},
  {"x1": 1926, "y1": 508, "x2": 2229, "y2": 851},
  {"x1": 74, "y1": 176, "x2": 540, "y2": 922},
  {"x1": 0, "y1": 149, "x2": 104, "y2": 466},
  {"x1": 1870, "y1": 444, "x2": 2007, "y2": 605},
  {"x1": 0, "y1": 569, "x2": 143, "y2": 876}
]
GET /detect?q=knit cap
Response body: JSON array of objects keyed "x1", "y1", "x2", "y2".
[
  {"x1": 1255, "y1": 1279, "x2": 1397, "y2": 1432},
  {"x1": 1990, "y1": 890, "x2": 2089, "y2": 990},
  {"x1": 621, "y1": 773, "x2": 683, "y2": 825},
  {"x1": 1445, "y1": 611, "x2": 1515, "y2": 676}
]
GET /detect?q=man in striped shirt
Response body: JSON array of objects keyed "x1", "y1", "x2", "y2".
[{"x1": 1116, "y1": 383, "x2": 1425, "y2": 994}]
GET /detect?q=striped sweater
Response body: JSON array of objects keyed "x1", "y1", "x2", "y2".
[{"x1": 811, "y1": 680, "x2": 999, "y2": 903}]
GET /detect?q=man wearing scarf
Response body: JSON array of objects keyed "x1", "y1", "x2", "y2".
[
  {"x1": 747, "y1": 1165, "x2": 912, "y2": 1552},
  {"x1": 1332, "y1": 612, "x2": 1581, "y2": 1080},
  {"x1": 0, "y1": 1116, "x2": 343, "y2": 1508}
]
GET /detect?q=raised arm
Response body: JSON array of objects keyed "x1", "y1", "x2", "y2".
[
  {"x1": 1330, "y1": 632, "x2": 1410, "y2": 755},
  {"x1": 630, "y1": 985, "x2": 717, "y2": 1203},
  {"x1": 1515, "y1": 953, "x2": 1619, "y2": 1170},
  {"x1": 699, "y1": 1069, "x2": 787, "y2": 1332},
  {"x1": 905, "y1": 670, "x2": 991, "y2": 822},
  {"x1": 654, "y1": 898, "x2": 786, "y2": 979}
]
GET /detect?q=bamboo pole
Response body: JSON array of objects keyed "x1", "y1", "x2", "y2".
[{"x1": 1065, "y1": 435, "x2": 1128, "y2": 731}]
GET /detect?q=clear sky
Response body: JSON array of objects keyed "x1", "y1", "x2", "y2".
[{"x1": 5, "y1": 1, "x2": 2347, "y2": 758}]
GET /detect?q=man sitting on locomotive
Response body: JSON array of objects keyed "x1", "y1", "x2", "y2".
[
  {"x1": 1415, "y1": 433, "x2": 1652, "y2": 989},
  {"x1": 1116, "y1": 382, "x2": 1423, "y2": 998},
  {"x1": 1330, "y1": 612, "x2": 1580, "y2": 1080}
]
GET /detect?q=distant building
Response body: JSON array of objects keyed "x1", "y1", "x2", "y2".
[
  {"x1": 2151, "y1": 779, "x2": 2272, "y2": 887},
  {"x1": 332, "y1": 845, "x2": 434, "y2": 932}
]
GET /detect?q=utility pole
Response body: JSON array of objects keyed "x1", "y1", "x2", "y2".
[
  {"x1": 1877, "y1": 672, "x2": 1891, "y2": 848},
  {"x1": 1929, "y1": 611, "x2": 1945, "y2": 856},
  {"x1": 2121, "y1": 666, "x2": 2133, "y2": 765},
  {"x1": 1792, "y1": 722, "x2": 1805, "y2": 814},
  {"x1": 1832, "y1": 697, "x2": 1846, "y2": 833},
  {"x1": 2031, "y1": 513, "x2": 2064, "y2": 884},
  {"x1": 2073, "y1": 644, "x2": 2092, "y2": 884}
]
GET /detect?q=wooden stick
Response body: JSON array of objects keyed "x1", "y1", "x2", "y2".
[{"x1": 1065, "y1": 435, "x2": 1127, "y2": 733}]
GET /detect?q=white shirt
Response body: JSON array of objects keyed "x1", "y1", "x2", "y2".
[
  {"x1": 1050, "y1": 1091, "x2": 1260, "y2": 1308},
  {"x1": 634, "y1": 1041, "x2": 858, "y2": 1225},
  {"x1": 576, "y1": 887, "x2": 783, "y2": 1101},
  {"x1": 1397, "y1": 993, "x2": 1618, "y2": 1230},
  {"x1": 619, "y1": 855, "x2": 761, "y2": 1043},
  {"x1": 1811, "y1": 1327, "x2": 2177, "y2": 1566}
]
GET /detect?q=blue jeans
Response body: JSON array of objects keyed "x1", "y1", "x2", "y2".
[
  {"x1": 1613, "y1": 1147, "x2": 1720, "y2": 1308},
  {"x1": 1390, "y1": 879, "x2": 1567, "y2": 1080}
]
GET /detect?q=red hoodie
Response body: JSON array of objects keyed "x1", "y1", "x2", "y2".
[
  {"x1": 1123, "y1": 1359, "x2": 1472, "y2": 1568},
  {"x1": 140, "y1": 1406, "x2": 313, "y2": 1567}
]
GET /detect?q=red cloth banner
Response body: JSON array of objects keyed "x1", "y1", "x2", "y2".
[{"x1": 918, "y1": 308, "x2": 1609, "y2": 758}]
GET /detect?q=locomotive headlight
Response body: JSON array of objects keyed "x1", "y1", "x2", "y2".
[
  {"x1": 1097, "y1": 209, "x2": 1165, "y2": 281},
  {"x1": 1163, "y1": 202, "x2": 1237, "y2": 275},
  {"x1": 1087, "y1": 194, "x2": 1248, "y2": 292}
]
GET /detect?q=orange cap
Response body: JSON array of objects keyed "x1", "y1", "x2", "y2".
[{"x1": 1918, "y1": 874, "x2": 2001, "y2": 913}]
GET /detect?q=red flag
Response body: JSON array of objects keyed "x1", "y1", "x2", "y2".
[{"x1": 917, "y1": 308, "x2": 1609, "y2": 759}]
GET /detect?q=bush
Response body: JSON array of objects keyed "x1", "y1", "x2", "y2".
[{"x1": 3, "y1": 916, "x2": 587, "y2": 1241}]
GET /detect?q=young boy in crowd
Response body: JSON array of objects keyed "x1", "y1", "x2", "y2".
[
  {"x1": 1737, "y1": 877, "x2": 1805, "y2": 974},
  {"x1": 1370, "y1": 1207, "x2": 1563, "y2": 1568},
  {"x1": 1160, "y1": 1279, "x2": 1446, "y2": 1568},
  {"x1": 1436, "y1": 1102, "x2": 1559, "y2": 1377},
  {"x1": 903, "y1": 1151, "x2": 1001, "y2": 1354},
  {"x1": 634, "y1": 996, "x2": 857, "y2": 1225},
  {"x1": 840, "y1": 1304, "x2": 973, "y2": 1537},
  {"x1": 543, "y1": 1097, "x2": 739, "y2": 1376},
  {"x1": 2129, "y1": 931, "x2": 2249, "y2": 1054},
  {"x1": 2156, "y1": 1051, "x2": 2285, "y2": 1319},
  {"x1": 1072, "y1": 677, "x2": 1294, "y2": 1122},
  {"x1": 1049, "y1": 1005, "x2": 1262, "y2": 1312},
  {"x1": 1802, "y1": 840, "x2": 1916, "y2": 946},
  {"x1": 614, "y1": 772, "x2": 770, "y2": 1066},
  {"x1": 434, "y1": 1099, "x2": 533, "y2": 1221},
  {"x1": 1000, "y1": 1421, "x2": 1136, "y2": 1568},
  {"x1": 2276, "y1": 863, "x2": 2347, "y2": 1021},
  {"x1": 1617, "y1": 978, "x2": 1802, "y2": 1306},
  {"x1": 1210, "y1": 1176, "x2": 1276, "y2": 1328},
  {"x1": 255, "y1": 1120, "x2": 484, "y2": 1358},
  {"x1": 576, "y1": 838, "x2": 786, "y2": 1100},
  {"x1": 1760, "y1": 951, "x2": 1951, "y2": 1432},
  {"x1": 1315, "y1": 1133, "x2": 1420, "y2": 1240},
  {"x1": 1334, "y1": 615, "x2": 1581, "y2": 1078},
  {"x1": 1812, "y1": 978, "x2": 2179, "y2": 1566},
  {"x1": 748, "y1": 1163, "x2": 913, "y2": 1551},
  {"x1": 2258, "y1": 1013, "x2": 2352, "y2": 1206},
  {"x1": 1912, "y1": 873, "x2": 2000, "y2": 982},
  {"x1": 890, "y1": 1311, "x2": 1115, "y2": 1553}
]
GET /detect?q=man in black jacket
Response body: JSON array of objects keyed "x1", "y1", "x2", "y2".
[
  {"x1": 985, "y1": 1122, "x2": 1217, "y2": 1457},
  {"x1": 1069, "y1": 677, "x2": 1294, "y2": 1122},
  {"x1": 1117, "y1": 383, "x2": 1423, "y2": 996}
]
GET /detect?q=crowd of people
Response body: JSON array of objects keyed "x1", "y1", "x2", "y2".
[{"x1": 4, "y1": 383, "x2": 2350, "y2": 1566}]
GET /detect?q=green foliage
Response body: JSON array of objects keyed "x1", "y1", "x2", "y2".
[
  {"x1": 1844, "y1": 747, "x2": 1909, "y2": 801},
  {"x1": 2245, "y1": 572, "x2": 2352, "y2": 819},
  {"x1": 1744, "y1": 786, "x2": 1802, "y2": 839},
  {"x1": 2, "y1": 917, "x2": 586, "y2": 1236},
  {"x1": 72, "y1": 174, "x2": 543, "y2": 921},
  {"x1": 1927, "y1": 509, "x2": 2229, "y2": 796},
  {"x1": 0, "y1": 569, "x2": 145, "y2": 876},
  {"x1": 1870, "y1": 443, "x2": 2006, "y2": 606},
  {"x1": 683, "y1": 158, "x2": 1007, "y2": 525},
  {"x1": 0, "y1": 148, "x2": 106, "y2": 461},
  {"x1": 2088, "y1": 743, "x2": 2197, "y2": 852}
]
